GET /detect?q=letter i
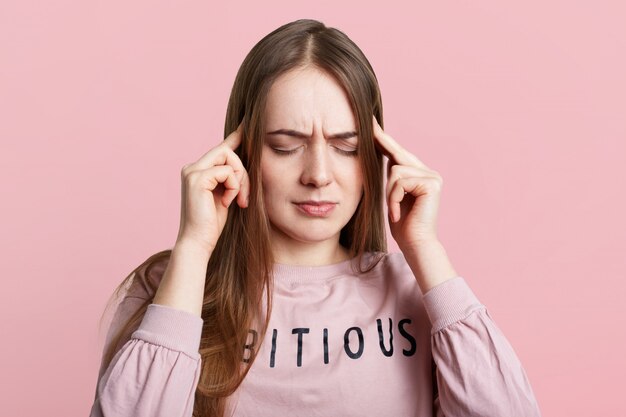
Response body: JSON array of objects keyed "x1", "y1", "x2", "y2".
[
  {"x1": 323, "y1": 328, "x2": 329, "y2": 364},
  {"x1": 270, "y1": 329, "x2": 277, "y2": 368}
]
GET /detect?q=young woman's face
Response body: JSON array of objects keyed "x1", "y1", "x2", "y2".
[{"x1": 261, "y1": 66, "x2": 364, "y2": 248}]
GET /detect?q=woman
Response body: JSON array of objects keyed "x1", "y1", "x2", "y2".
[{"x1": 90, "y1": 18, "x2": 541, "y2": 417}]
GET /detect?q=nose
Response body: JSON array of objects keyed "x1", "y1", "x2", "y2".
[{"x1": 300, "y1": 140, "x2": 333, "y2": 188}]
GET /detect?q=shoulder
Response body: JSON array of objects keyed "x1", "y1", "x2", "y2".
[
  {"x1": 361, "y1": 251, "x2": 423, "y2": 295},
  {"x1": 124, "y1": 251, "x2": 171, "y2": 300},
  {"x1": 379, "y1": 251, "x2": 414, "y2": 277},
  {"x1": 379, "y1": 251, "x2": 409, "y2": 270},
  {"x1": 102, "y1": 253, "x2": 171, "y2": 355},
  {"x1": 364, "y1": 251, "x2": 430, "y2": 329}
]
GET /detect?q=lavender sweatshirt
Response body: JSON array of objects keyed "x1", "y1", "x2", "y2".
[{"x1": 90, "y1": 251, "x2": 541, "y2": 416}]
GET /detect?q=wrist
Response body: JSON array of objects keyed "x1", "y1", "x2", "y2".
[
  {"x1": 402, "y1": 239, "x2": 459, "y2": 294},
  {"x1": 174, "y1": 237, "x2": 213, "y2": 260}
]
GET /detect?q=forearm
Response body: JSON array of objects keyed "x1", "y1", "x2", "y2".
[
  {"x1": 402, "y1": 240, "x2": 459, "y2": 294},
  {"x1": 152, "y1": 239, "x2": 212, "y2": 317}
]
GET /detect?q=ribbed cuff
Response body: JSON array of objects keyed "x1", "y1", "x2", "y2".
[
  {"x1": 130, "y1": 303, "x2": 204, "y2": 359},
  {"x1": 422, "y1": 276, "x2": 485, "y2": 334}
]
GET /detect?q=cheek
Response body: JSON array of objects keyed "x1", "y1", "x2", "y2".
[
  {"x1": 260, "y1": 172, "x2": 290, "y2": 210},
  {"x1": 260, "y1": 156, "x2": 278, "y2": 190},
  {"x1": 339, "y1": 160, "x2": 363, "y2": 183},
  {"x1": 261, "y1": 158, "x2": 299, "y2": 191},
  {"x1": 346, "y1": 168, "x2": 364, "y2": 201},
  {"x1": 261, "y1": 168, "x2": 283, "y2": 194}
]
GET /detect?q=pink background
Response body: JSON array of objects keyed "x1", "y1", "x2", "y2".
[{"x1": 1, "y1": 1, "x2": 624, "y2": 415}]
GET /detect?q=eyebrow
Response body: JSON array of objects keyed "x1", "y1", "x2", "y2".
[{"x1": 266, "y1": 129, "x2": 358, "y2": 140}]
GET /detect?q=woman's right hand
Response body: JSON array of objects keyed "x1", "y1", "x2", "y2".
[{"x1": 175, "y1": 121, "x2": 250, "y2": 252}]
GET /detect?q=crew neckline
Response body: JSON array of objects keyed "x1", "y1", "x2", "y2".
[{"x1": 271, "y1": 251, "x2": 384, "y2": 283}]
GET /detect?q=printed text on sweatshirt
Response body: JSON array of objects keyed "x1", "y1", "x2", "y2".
[{"x1": 89, "y1": 251, "x2": 542, "y2": 416}]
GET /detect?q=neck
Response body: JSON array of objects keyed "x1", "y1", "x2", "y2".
[{"x1": 270, "y1": 234, "x2": 351, "y2": 266}]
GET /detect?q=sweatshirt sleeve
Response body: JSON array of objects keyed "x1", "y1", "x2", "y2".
[
  {"x1": 90, "y1": 303, "x2": 203, "y2": 417},
  {"x1": 421, "y1": 277, "x2": 542, "y2": 417},
  {"x1": 89, "y1": 267, "x2": 204, "y2": 417}
]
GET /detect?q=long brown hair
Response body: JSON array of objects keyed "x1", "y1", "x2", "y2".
[{"x1": 97, "y1": 18, "x2": 388, "y2": 417}]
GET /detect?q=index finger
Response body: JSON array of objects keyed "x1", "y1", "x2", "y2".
[
  {"x1": 372, "y1": 115, "x2": 427, "y2": 169},
  {"x1": 371, "y1": 115, "x2": 409, "y2": 165},
  {"x1": 222, "y1": 120, "x2": 244, "y2": 150},
  {"x1": 189, "y1": 120, "x2": 246, "y2": 173}
]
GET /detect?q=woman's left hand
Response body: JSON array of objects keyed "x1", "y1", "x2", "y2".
[{"x1": 372, "y1": 115, "x2": 444, "y2": 250}]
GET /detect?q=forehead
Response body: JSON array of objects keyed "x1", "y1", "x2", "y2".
[{"x1": 264, "y1": 67, "x2": 356, "y2": 131}]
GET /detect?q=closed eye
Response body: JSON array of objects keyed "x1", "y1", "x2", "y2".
[
  {"x1": 335, "y1": 148, "x2": 358, "y2": 156},
  {"x1": 271, "y1": 147, "x2": 358, "y2": 157}
]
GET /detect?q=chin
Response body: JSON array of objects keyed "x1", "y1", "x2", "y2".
[
  {"x1": 278, "y1": 224, "x2": 342, "y2": 243},
  {"x1": 290, "y1": 229, "x2": 339, "y2": 242}
]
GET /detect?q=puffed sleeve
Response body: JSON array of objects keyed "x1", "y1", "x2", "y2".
[
  {"x1": 89, "y1": 257, "x2": 204, "y2": 417},
  {"x1": 422, "y1": 277, "x2": 542, "y2": 417},
  {"x1": 89, "y1": 303, "x2": 203, "y2": 417}
]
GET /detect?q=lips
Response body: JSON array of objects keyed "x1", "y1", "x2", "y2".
[{"x1": 293, "y1": 201, "x2": 337, "y2": 217}]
